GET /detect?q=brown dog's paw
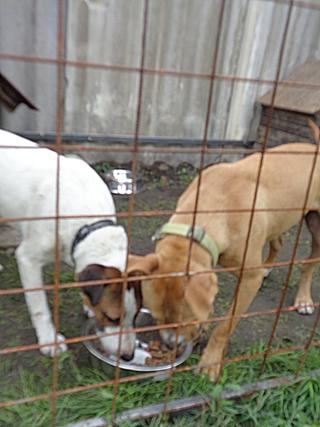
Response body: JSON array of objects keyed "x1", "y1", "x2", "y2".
[
  {"x1": 196, "y1": 354, "x2": 222, "y2": 382},
  {"x1": 294, "y1": 297, "x2": 315, "y2": 315},
  {"x1": 199, "y1": 365, "x2": 221, "y2": 382}
]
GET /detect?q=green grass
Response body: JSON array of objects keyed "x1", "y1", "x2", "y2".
[
  {"x1": 0, "y1": 344, "x2": 319, "y2": 427},
  {"x1": 94, "y1": 161, "x2": 113, "y2": 175},
  {"x1": 175, "y1": 164, "x2": 197, "y2": 187}
]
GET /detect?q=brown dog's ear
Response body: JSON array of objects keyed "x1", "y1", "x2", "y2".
[
  {"x1": 127, "y1": 254, "x2": 160, "y2": 277},
  {"x1": 127, "y1": 254, "x2": 160, "y2": 308},
  {"x1": 185, "y1": 273, "x2": 218, "y2": 321},
  {"x1": 308, "y1": 119, "x2": 320, "y2": 143}
]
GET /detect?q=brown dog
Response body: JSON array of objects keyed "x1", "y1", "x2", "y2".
[{"x1": 128, "y1": 120, "x2": 320, "y2": 381}]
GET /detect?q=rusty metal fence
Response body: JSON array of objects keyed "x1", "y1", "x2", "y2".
[{"x1": 0, "y1": 0, "x2": 320, "y2": 426}]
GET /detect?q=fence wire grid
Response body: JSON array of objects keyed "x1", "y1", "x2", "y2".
[{"x1": 0, "y1": 0, "x2": 320, "y2": 426}]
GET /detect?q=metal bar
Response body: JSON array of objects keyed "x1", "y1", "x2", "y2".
[
  {"x1": 295, "y1": 134, "x2": 320, "y2": 374},
  {"x1": 230, "y1": 0, "x2": 293, "y2": 378},
  {"x1": 62, "y1": 418, "x2": 108, "y2": 427},
  {"x1": 15, "y1": 132, "x2": 254, "y2": 148},
  {"x1": 115, "y1": 368, "x2": 320, "y2": 424},
  {"x1": 2, "y1": 252, "x2": 320, "y2": 298},
  {"x1": 186, "y1": 0, "x2": 226, "y2": 271},
  {"x1": 3, "y1": 203, "x2": 320, "y2": 227},
  {"x1": 1, "y1": 143, "x2": 318, "y2": 156},
  {"x1": 297, "y1": 304, "x2": 320, "y2": 376},
  {"x1": 162, "y1": 0, "x2": 227, "y2": 415},
  {"x1": 1, "y1": 53, "x2": 320, "y2": 90},
  {"x1": 110, "y1": 0, "x2": 149, "y2": 421},
  {"x1": 50, "y1": 0, "x2": 66, "y2": 425}
]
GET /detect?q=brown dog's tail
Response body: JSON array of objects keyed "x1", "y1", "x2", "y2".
[{"x1": 308, "y1": 119, "x2": 320, "y2": 144}]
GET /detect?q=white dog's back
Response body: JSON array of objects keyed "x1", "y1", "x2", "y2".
[
  {"x1": 0, "y1": 130, "x2": 115, "y2": 215},
  {"x1": 0, "y1": 129, "x2": 117, "y2": 264},
  {"x1": 0, "y1": 129, "x2": 37, "y2": 147}
]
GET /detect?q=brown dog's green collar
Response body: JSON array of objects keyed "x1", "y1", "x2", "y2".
[{"x1": 152, "y1": 222, "x2": 219, "y2": 267}]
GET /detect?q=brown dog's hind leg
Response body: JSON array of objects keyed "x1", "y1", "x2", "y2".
[
  {"x1": 295, "y1": 211, "x2": 320, "y2": 315},
  {"x1": 199, "y1": 268, "x2": 265, "y2": 381},
  {"x1": 263, "y1": 236, "x2": 283, "y2": 279}
]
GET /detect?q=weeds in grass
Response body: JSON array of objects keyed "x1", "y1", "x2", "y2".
[
  {"x1": 0, "y1": 250, "x2": 20, "y2": 288},
  {"x1": 176, "y1": 165, "x2": 196, "y2": 187},
  {"x1": 94, "y1": 162, "x2": 113, "y2": 175}
]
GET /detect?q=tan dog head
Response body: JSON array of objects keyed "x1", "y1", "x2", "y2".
[
  {"x1": 128, "y1": 253, "x2": 218, "y2": 347},
  {"x1": 78, "y1": 264, "x2": 142, "y2": 361}
]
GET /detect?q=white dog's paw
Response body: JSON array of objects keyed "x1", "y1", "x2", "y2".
[
  {"x1": 297, "y1": 303, "x2": 314, "y2": 315},
  {"x1": 83, "y1": 304, "x2": 95, "y2": 318},
  {"x1": 39, "y1": 333, "x2": 68, "y2": 357},
  {"x1": 295, "y1": 300, "x2": 315, "y2": 315}
]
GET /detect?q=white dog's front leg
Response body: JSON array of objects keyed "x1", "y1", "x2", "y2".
[{"x1": 16, "y1": 244, "x2": 67, "y2": 356}]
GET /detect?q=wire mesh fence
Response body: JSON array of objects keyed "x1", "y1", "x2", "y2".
[{"x1": 0, "y1": 0, "x2": 320, "y2": 426}]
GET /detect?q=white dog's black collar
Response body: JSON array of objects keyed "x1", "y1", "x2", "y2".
[{"x1": 71, "y1": 219, "x2": 115, "y2": 261}]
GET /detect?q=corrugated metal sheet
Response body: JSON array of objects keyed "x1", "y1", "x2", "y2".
[
  {"x1": 0, "y1": 0, "x2": 58, "y2": 132},
  {"x1": 0, "y1": 0, "x2": 320, "y2": 140}
]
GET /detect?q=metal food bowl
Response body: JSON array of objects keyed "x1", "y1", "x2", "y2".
[
  {"x1": 103, "y1": 169, "x2": 142, "y2": 195},
  {"x1": 82, "y1": 308, "x2": 193, "y2": 379}
]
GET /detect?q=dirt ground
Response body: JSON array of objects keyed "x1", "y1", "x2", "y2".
[{"x1": 0, "y1": 163, "x2": 319, "y2": 401}]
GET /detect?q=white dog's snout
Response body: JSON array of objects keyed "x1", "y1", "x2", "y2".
[
  {"x1": 160, "y1": 329, "x2": 185, "y2": 349},
  {"x1": 98, "y1": 327, "x2": 136, "y2": 358},
  {"x1": 97, "y1": 288, "x2": 138, "y2": 358}
]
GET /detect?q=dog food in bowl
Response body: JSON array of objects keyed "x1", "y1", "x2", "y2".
[
  {"x1": 82, "y1": 310, "x2": 192, "y2": 375},
  {"x1": 144, "y1": 340, "x2": 185, "y2": 366}
]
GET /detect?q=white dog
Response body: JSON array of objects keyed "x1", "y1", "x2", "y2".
[{"x1": 0, "y1": 130, "x2": 138, "y2": 360}]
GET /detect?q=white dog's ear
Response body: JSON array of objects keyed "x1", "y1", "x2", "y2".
[
  {"x1": 185, "y1": 273, "x2": 218, "y2": 321},
  {"x1": 78, "y1": 264, "x2": 121, "y2": 306},
  {"x1": 127, "y1": 253, "x2": 160, "y2": 277}
]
